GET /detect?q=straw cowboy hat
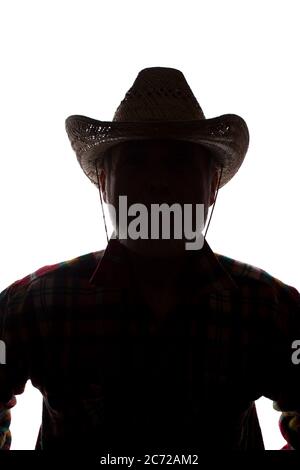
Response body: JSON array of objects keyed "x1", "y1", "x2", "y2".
[{"x1": 65, "y1": 67, "x2": 249, "y2": 189}]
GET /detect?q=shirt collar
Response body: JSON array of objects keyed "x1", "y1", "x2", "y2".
[
  {"x1": 89, "y1": 237, "x2": 238, "y2": 294},
  {"x1": 89, "y1": 238, "x2": 237, "y2": 293},
  {"x1": 89, "y1": 238, "x2": 131, "y2": 290}
]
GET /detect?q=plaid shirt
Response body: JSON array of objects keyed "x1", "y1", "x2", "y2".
[{"x1": 0, "y1": 238, "x2": 300, "y2": 451}]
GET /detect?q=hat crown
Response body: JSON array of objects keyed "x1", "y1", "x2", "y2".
[{"x1": 113, "y1": 67, "x2": 206, "y2": 122}]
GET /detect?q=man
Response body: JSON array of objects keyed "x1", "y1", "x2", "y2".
[{"x1": 0, "y1": 67, "x2": 299, "y2": 451}]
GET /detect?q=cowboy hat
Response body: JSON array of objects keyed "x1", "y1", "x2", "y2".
[{"x1": 65, "y1": 67, "x2": 249, "y2": 189}]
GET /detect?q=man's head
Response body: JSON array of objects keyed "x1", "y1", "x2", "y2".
[{"x1": 97, "y1": 139, "x2": 221, "y2": 256}]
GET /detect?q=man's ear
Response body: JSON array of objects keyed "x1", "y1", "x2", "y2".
[{"x1": 99, "y1": 169, "x2": 108, "y2": 203}]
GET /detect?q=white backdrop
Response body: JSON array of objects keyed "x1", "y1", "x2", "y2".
[{"x1": 1, "y1": 0, "x2": 299, "y2": 450}]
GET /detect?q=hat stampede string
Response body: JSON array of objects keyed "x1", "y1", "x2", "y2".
[
  {"x1": 204, "y1": 164, "x2": 223, "y2": 240},
  {"x1": 95, "y1": 159, "x2": 109, "y2": 244},
  {"x1": 95, "y1": 159, "x2": 223, "y2": 245}
]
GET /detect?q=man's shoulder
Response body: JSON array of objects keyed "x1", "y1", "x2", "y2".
[
  {"x1": 215, "y1": 251, "x2": 300, "y2": 302},
  {"x1": 215, "y1": 252, "x2": 274, "y2": 284},
  {"x1": 0, "y1": 249, "x2": 104, "y2": 299}
]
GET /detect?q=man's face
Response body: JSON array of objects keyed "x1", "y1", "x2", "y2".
[{"x1": 99, "y1": 139, "x2": 219, "y2": 256}]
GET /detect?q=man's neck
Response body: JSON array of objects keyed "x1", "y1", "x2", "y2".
[{"x1": 125, "y1": 246, "x2": 187, "y2": 289}]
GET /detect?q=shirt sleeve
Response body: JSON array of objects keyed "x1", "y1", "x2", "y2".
[
  {"x1": 273, "y1": 406, "x2": 300, "y2": 450},
  {"x1": 263, "y1": 282, "x2": 300, "y2": 450},
  {"x1": 0, "y1": 284, "x2": 33, "y2": 449},
  {"x1": 0, "y1": 396, "x2": 16, "y2": 450}
]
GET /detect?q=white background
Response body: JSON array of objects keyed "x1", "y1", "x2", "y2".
[{"x1": 1, "y1": 0, "x2": 299, "y2": 450}]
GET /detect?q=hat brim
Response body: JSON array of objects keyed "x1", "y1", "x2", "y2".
[{"x1": 65, "y1": 113, "x2": 249, "y2": 189}]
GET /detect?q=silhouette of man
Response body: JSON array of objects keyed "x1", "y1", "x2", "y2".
[{"x1": 0, "y1": 67, "x2": 299, "y2": 451}]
